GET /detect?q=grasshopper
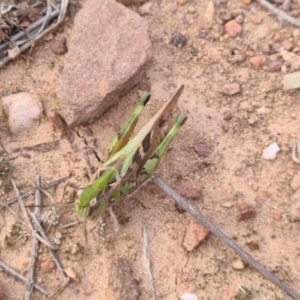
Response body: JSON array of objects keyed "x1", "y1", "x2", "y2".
[{"x1": 76, "y1": 85, "x2": 187, "y2": 219}]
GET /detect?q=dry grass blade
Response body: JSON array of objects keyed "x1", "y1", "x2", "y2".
[
  {"x1": 0, "y1": 260, "x2": 48, "y2": 296},
  {"x1": 0, "y1": 176, "x2": 69, "y2": 209},
  {"x1": 142, "y1": 224, "x2": 157, "y2": 300},
  {"x1": 11, "y1": 179, "x2": 57, "y2": 250},
  {"x1": 25, "y1": 175, "x2": 42, "y2": 300}
]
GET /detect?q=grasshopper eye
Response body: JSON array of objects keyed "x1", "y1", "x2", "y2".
[{"x1": 90, "y1": 198, "x2": 98, "y2": 207}]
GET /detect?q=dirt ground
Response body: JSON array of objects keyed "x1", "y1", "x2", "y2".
[{"x1": 1, "y1": 0, "x2": 300, "y2": 299}]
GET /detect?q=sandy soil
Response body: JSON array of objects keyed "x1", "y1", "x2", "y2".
[{"x1": 1, "y1": 0, "x2": 300, "y2": 299}]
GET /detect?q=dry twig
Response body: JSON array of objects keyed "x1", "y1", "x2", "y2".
[
  {"x1": 142, "y1": 224, "x2": 157, "y2": 300},
  {"x1": 256, "y1": 0, "x2": 300, "y2": 27},
  {"x1": 0, "y1": 176, "x2": 68, "y2": 210},
  {"x1": 0, "y1": 260, "x2": 48, "y2": 296},
  {"x1": 11, "y1": 179, "x2": 57, "y2": 249},
  {"x1": 153, "y1": 177, "x2": 300, "y2": 300},
  {"x1": 25, "y1": 175, "x2": 42, "y2": 300}
]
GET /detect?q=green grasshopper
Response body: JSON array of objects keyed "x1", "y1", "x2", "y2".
[{"x1": 76, "y1": 85, "x2": 187, "y2": 219}]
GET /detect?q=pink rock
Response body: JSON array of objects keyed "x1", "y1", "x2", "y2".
[
  {"x1": 58, "y1": 0, "x2": 152, "y2": 126},
  {"x1": 221, "y1": 83, "x2": 241, "y2": 95},
  {"x1": 249, "y1": 56, "x2": 264, "y2": 69},
  {"x1": 183, "y1": 218, "x2": 210, "y2": 251},
  {"x1": 282, "y1": 40, "x2": 294, "y2": 51},
  {"x1": 236, "y1": 204, "x2": 256, "y2": 221},
  {"x1": 224, "y1": 20, "x2": 242, "y2": 38},
  {"x1": 178, "y1": 181, "x2": 203, "y2": 200},
  {"x1": 2, "y1": 92, "x2": 44, "y2": 135}
]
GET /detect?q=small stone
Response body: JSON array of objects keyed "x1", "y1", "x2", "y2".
[
  {"x1": 178, "y1": 181, "x2": 203, "y2": 200},
  {"x1": 8, "y1": 46, "x2": 21, "y2": 59},
  {"x1": 64, "y1": 266, "x2": 80, "y2": 283},
  {"x1": 183, "y1": 218, "x2": 210, "y2": 251},
  {"x1": 138, "y1": 1, "x2": 152, "y2": 15},
  {"x1": 1, "y1": 92, "x2": 44, "y2": 135},
  {"x1": 256, "y1": 106, "x2": 270, "y2": 115},
  {"x1": 283, "y1": 71, "x2": 300, "y2": 91},
  {"x1": 290, "y1": 174, "x2": 300, "y2": 191},
  {"x1": 0, "y1": 282, "x2": 4, "y2": 300},
  {"x1": 41, "y1": 260, "x2": 56, "y2": 273},
  {"x1": 177, "y1": 0, "x2": 189, "y2": 5},
  {"x1": 204, "y1": 0, "x2": 215, "y2": 25},
  {"x1": 249, "y1": 56, "x2": 264, "y2": 69},
  {"x1": 50, "y1": 37, "x2": 68, "y2": 55},
  {"x1": 261, "y1": 43, "x2": 271, "y2": 54},
  {"x1": 280, "y1": 50, "x2": 300, "y2": 71},
  {"x1": 194, "y1": 141, "x2": 212, "y2": 157},
  {"x1": 262, "y1": 142, "x2": 280, "y2": 160},
  {"x1": 246, "y1": 240, "x2": 260, "y2": 250},
  {"x1": 248, "y1": 115, "x2": 258, "y2": 126},
  {"x1": 171, "y1": 32, "x2": 188, "y2": 48},
  {"x1": 224, "y1": 20, "x2": 242, "y2": 38},
  {"x1": 288, "y1": 202, "x2": 300, "y2": 222},
  {"x1": 221, "y1": 83, "x2": 241, "y2": 95},
  {"x1": 232, "y1": 259, "x2": 245, "y2": 270},
  {"x1": 267, "y1": 60, "x2": 282, "y2": 72},
  {"x1": 223, "y1": 110, "x2": 233, "y2": 121},
  {"x1": 273, "y1": 32, "x2": 281, "y2": 42},
  {"x1": 235, "y1": 15, "x2": 244, "y2": 24},
  {"x1": 218, "y1": 10, "x2": 233, "y2": 22},
  {"x1": 282, "y1": 40, "x2": 294, "y2": 51},
  {"x1": 248, "y1": 15, "x2": 262, "y2": 24},
  {"x1": 236, "y1": 204, "x2": 256, "y2": 221},
  {"x1": 181, "y1": 293, "x2": 198, "y2": 300},
  {"x1": 55, "y1": 231, "x2": 63, "y2": 239}
]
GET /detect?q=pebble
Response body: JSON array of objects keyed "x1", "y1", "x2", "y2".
[
  {"x1": 249, "y1": 56, "x2": 264, "y2": 69},
  {"x1": 204, "y1": 0, "x2": 215, "y2": 25},
  {"x1": 288, "y1": 202, "x2": 300, "y2": 222},
  {"x1": 273, "y1": 32, "x2": 281, "y2": 42},
  {"x1": 256, "y1": 106, "x2": 270, "y2": 115},
  {"x1": 236, "y1": 204, "x2": 256, "y2": 221},
  {"x1": 246, "y1": 240, "x2": 260, "y2": 250},
  {"x1": 194, "y1": 141, "x2": 212, "y2": 157},
  {"x1": 282, "y1": 40, "x2": 294, "y2": 51},
  {"x1": 181, "y1": 293, "x2": 198, "y2": 300},
  {"x1": 232, "y1": 259, "x2": 245, "y2": 270},
  {"x1": 290, "y1": 174, "x2": 300, "y2": 191},
  {"x1": 223, "y1": 110, "x2": 233, "y2": 121},
  {"x1": 8, "y1": 46, "x2": 21, "y2": 59},
  {"x1": 267, "y1": 60, "x2": 282, "y2": 72},
  {"x1": 283, "y1": 71, "x2": 300, "y2": 91},
  {"x1": 177, "y1": 0, "x2": 189, "y2": 5},
  {"x1": 138, "y1": 1, "x2": 152, "y2": 15},
  {"x1": 178, "y1": 181, "x2": 203, "y2": 200},
  {"x1": 224, "y1": 20, "x2": 242, "y2": 38},
  {"x1": 221, "y1": 83, "x2": 241, "y2": 95},
  {"x1": 1, "y1": 92, "x2": 44, "y2": 135},
  {"x1": 261, "y1": 142, "x2": 280, "y2": 160},
  {"x1": 183, "y1": 218, "x2": 210, "y2": 251},
  {"x1": 50, "y1": 37, "x2": 68, "y2": 55},
  {"x1": 64, "y1": 266, "x2": 80, "y2": 283},
  {"x1": 41, "y1": 260, "x2": 56, "y2": 273},
  {"x1": 171, "y1": 32, "x2": 188, "y2": 48},
  {"x1": 280, "y1": 50, "x2": 300, "y2": 71}
]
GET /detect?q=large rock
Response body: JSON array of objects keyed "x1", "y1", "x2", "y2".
[{"x1": 58, "y1": 0, "x2": 153, "y2": 126}]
